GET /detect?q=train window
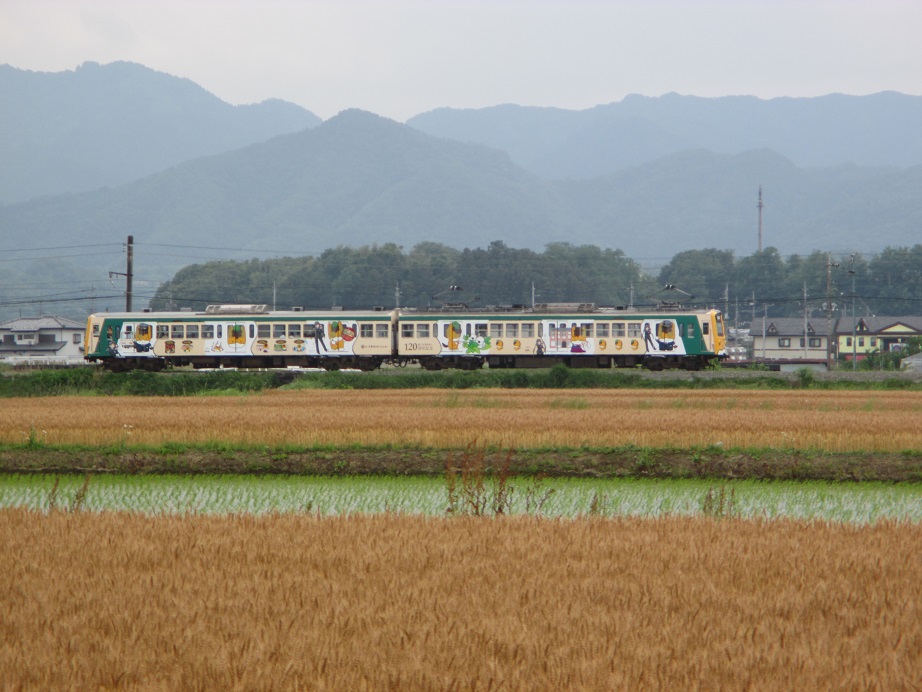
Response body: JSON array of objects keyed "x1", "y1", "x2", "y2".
[
  {"x1": 417, "y1": 324, "x2": 430, "y2": 338},
  {"x1": 375, "y1": 323, "x2": 389, "y2": 338},
  {"x1": 92, "y1": 324, "x2": 100, "y2": 336},
  {"x1": 475, "y1": 323, "x2": 487, "y2": 338},
  {"x1": 250, "y1": 325, "x2": 255, "y2": 339},
  {"x1": 505, "y1": 323, "x2": 518, "y2": 338},
  {"x1": 538, "y1": 323, "x2": 544, "y2": 338},
  {"x1": 522, "y1": 323, "x2": 535, "y2": 338},
  {"x1": 687, "y1": 324, "x2": 695, "y2": 339},
  {"x1": 490, "y1": 323, "x2": 503, "y2": 338},
  {"x1": 186, "y1": 325, "x2": 199, "y2": 339},
  {"x1": 596, "y1": 323, "x2": 609, "y2": 338},
  {"x1": 361, "y1": 324, "x2": 373, "y2": 338},
  {"x1": 702, "y1": 322, "x2": 709, "y2": 335},
  {"x1": 628, "y1": 323, "x2": 641, "y2": 338},
  {"x1": 402, "y1": 323, "x2": 415, "y2": 338},
  {"x1": 273, "y1": 324, "x2": 286, "y2": 339},
  {"x1": 581, "y1": 323, "x2": 593, "y2": 338},
  {"x1": 123, "y1": 325, "x2": 133, "y2": 336},
  {"x1": 613, "y1": 323, "x2": 625, "y2": 337},
  {"x1": 202, "y1": 324, "x2": 215, "y2": 339},
  {"x1": 288, "y1": 324, "x2": 301, "y2": 338},
  {"x1": 171, "y1": 325, "x2": 184, "y2": 339},
  {"x1": 257, "y1": 324, "x2": 270, "y2": 338},
  {"x1": 157, "y1": 325, "x2": 169, "y2": 339},
  {"x1": 217, "y1": 325, "x2": 223, "y2": 339}
]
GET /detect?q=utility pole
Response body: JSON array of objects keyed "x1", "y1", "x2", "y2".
[
  {"x1": 803, "y1": 282, "x2": 809, "y2": 360},
  {"x1": 849, "y1": 256, "x2": 857, "y2": 371},
  {"x1": 757, "y1": 186, "x2": 764, "y2": 253},
  {"x1": 826, "y1": 254, "x2": 839, "y2": 370},
  {"x1": 109, "y1": 235, "x2": 134, "y2": 312},
  {"x1": 126, "y1": 235, "x2": 133, "y2": 312}
]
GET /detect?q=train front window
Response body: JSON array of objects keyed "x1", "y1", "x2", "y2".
[{"x1": 716, "y1": 314, "x2": 725, "y2": 337}]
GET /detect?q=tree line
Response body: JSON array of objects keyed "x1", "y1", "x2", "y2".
[{"x1": 149, "y1": 242, "x2": 922, "y2": 322}]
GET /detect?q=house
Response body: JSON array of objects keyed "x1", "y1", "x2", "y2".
[
  {"x1": 749, "y1": 317, "x2": 835, "y2": 370},
  {"x1": 834, "y1": 316, "x2": 922, "y2": 363},
  {"x1": 0, "y1": 316, "x2": 86, "y2": 364}
]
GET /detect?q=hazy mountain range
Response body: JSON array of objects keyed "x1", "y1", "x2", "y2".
[{"x1": 1, "y1": 61, "x2": 921, "y2": 318}]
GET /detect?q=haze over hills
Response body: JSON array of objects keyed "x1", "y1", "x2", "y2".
[
  {"x1": 2, "y1": 109, "x2": 919, "y2": 274},
  {"x1": 407, "y1": 92, "x2": 922, "y2": 179},
  {"x1": 0, "y1": 61, "x2": 321, "y2": 204},
  {"x1": 2, "y1": 62, "x2": 921, "y2": 320}
]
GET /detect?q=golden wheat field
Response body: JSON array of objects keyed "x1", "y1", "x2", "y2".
[
  {"x1": 1, "y1": 509, "x2": 919, "y2": 689},
  {"x1": 2, "y1": 389, "x2": 922, "y2": 451}
]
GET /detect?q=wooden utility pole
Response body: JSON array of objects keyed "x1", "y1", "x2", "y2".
[
  {"x1": 126, "y1": 235, "x2": 133, "y2": 312},
  {"x1": 757, "y1": 186, "x2": 764, "y2": 252}
]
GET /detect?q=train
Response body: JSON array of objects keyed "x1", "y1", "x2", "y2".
[{"x1": 84, "y1": 302, "x2": 727, "y2": 372}]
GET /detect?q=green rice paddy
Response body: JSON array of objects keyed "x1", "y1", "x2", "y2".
[{"x1": 1, "y1": 474, "x2": 919, "y2": 524}]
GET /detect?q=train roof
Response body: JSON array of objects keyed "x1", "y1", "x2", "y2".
[{"x1": 88, "y1": 303, "x2": 719, "y2": 321}]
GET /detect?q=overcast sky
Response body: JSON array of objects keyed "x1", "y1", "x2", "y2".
[{"x1": 2, "y1": 0, "x2": 921, "y2": 121}]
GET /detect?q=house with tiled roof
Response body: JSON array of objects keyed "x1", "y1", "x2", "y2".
[
  {"x1": 0, "y1": 316, "x2": 86, "y2": 363},
  {"x1": 834, "y1": 316, "x2": 922, "y2": 363},
  {"x1": 749, "y1": 317, "x2": 835, "y2": 370}
]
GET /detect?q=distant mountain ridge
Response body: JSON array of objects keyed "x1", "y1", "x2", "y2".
[
  {"x1": 407, "y1": 92, "x2": 922, "y2": 178},
  {"x1": 2, "y1": 63, "x2": 921, "y2": 321},
  {"x1": 2, "y1": 110, "x2": 919, "y2": 284},
  {"x1": 0, "y1": 61, "x2": 321, "y2": 204}
]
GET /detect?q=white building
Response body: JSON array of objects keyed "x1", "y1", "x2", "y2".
[{"x1": 0, "y1": 316, "x2": 86, "y2": 365}]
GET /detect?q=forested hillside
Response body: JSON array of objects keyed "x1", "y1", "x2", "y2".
[
  {"x1": 150, "y1": 242, "x2": 922, "y2": 319},
  {"x1": 3, "y1": 110, "x2": 920, "y2": 284}
]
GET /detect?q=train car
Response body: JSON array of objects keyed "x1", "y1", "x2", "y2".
[
  {"x1": 396, "y1": 303, "x2": 726, "y2": 370},
  {"x1": 84, "y1": 305, "x2": 397, "y2": 371}
]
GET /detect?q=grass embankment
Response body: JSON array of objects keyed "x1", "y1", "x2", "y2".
[
  {"x1": 2, "y1": 390, "x2": 921, "y2": 481},
  {"x1": 2, "y1": 364, "x2": 922, "y2": 398},
  {"x1": 2, "y1": 509, "x2": 919, "y2": 689}
]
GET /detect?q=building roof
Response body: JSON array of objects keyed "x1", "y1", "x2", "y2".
[
  {"x1": 748, "y1": 318, "x2": 832, "y2": 338},
  {"x1": 838, "y1": 316, "x2": 922, "y2": 335},
  {"x1": 0, "y1": 316, "x2": 85, "y2": 331}
]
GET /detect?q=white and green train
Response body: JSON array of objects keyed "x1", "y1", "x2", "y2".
[{"x1": 85, "y1": 303, "x2": 727, "y2": 372}]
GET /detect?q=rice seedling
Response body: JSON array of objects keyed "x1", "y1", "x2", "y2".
[{"x1": 0, "y1": 474, "x2": 919, "y2": 524}]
